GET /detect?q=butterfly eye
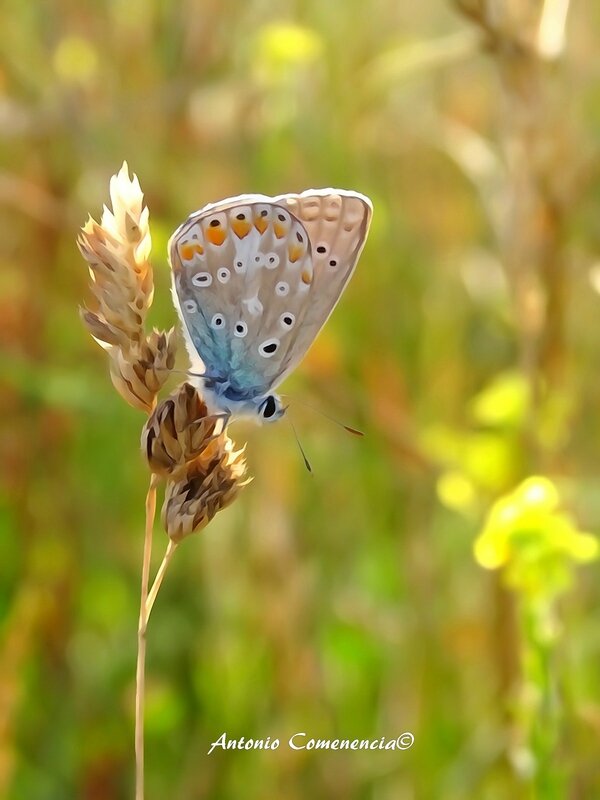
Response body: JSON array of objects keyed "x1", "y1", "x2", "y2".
[
  {"x1": 183, "y1": 300, "x2": 198, "y2": 313},
  {"x1": 275, "y1": 281, "x2": 289, "y2": 296},
  {"x1": 253, "y1": 253, "x2": 266, "y2": 268},
  {"x1": 234, "y1": 259, "x2": 246, "y2": 273},
  {"x1": 260, "y1": 395, "x2": 278, "y2": 419},
  {"x1": 279, "y1": 313, "x2": 295, "y2": 329},
  {"x1": 266, "y1": 253, "x2": 280, "y2": 269},
  {"x1": 192, "y1": 272, "x2": 213, "y2": 287},
  {"x1": 209, "y1": 219, "x2": 220, "y2": 227},
  {"x1": 210, "y1": 313, "x2": 226, "y2": 330},
  {"x1": 316, "y1": 244, "x2": 328, "y2": 255},
  {"x1": 234, "y1": 321, "x2": 248, "y2": 338},
  {"x1": 217, "y1": 268, "x2": 230, "y2": 283},
  {"x1": 258, "y1": 338, "x2": 280, "y2": 358},
  {"x1": 328, "y1": 259, "x2": 338, "y2": 268},
  {"x1": 236, "y1": 213, "x2": 245, "y2": 220}
]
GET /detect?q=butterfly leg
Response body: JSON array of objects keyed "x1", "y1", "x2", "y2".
[
  {"x1": 209, "y1": 412, "x2": 231, "y2": 435},
  {"x1": 214, "y1": 380, "x2": 231, "y2": 397}
]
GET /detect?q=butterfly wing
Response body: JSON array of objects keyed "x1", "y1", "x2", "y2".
[
  {"x1": 169, "y1": 196, "x2": 314, "y2": 399},
  {"x1": 169, "y1": 190, "x2": 372, "y2": 402},
  {"x1": 269, "y1": 189, "x2": 372, "y2": 387}
]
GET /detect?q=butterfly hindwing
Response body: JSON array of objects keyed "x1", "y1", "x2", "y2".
[{"x1": 271, "y1": 190, "x2": 372, "y2": 386}]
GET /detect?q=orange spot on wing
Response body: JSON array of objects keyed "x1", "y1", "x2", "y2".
[
  {"x1": 274, "y1": 222, "x2": 286, "y2": 239},
  {"x1": 301, "y1": 269, "x2": 313, "y2": 284},
  {"x1": 181, "y1": 242, "x2": 204, "y2": 260},
  {"x1": 254, "y1": 217, "x2": 268, "y2": 234},
  {"x1": 288, "y1": 245, "x2": 303, "y2": 263},
  {"x1": 232, "y1": 220, "x2": 251, "y2": 238},
  {"x1": 180, "y1": 243, "x2": 195, "y2": 260},
  {"x1": 206, "y1": 227, "x2": 226, "y2": 246}
]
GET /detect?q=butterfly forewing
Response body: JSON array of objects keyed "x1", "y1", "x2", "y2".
[
  {"x1": 169, "y1": 190, "x2": 372, "y2": 403},
  {"x1": 170, "y1": 199, "x2": 312, "y2": 396}
]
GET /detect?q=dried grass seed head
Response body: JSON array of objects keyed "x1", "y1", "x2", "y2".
[
  {"x1": 78, "y1": 162, "x2": 153, "y2": 348},
  {"x1": 161, "y1": 439, "x2": 248, "y2": 542},
  {"x1": 78, "y1": 162, "x2": 177, "y2": 412},
  {"x1": 109, "y1": 328, "x2": 178, "y2": 414},
  {"x1": 142, "y1": 383, "x2": 222, "y2": 476}
]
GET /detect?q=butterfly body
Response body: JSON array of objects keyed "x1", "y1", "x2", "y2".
[{"x1": 169, "y1": 189, "x2": 372, "y2": 423}]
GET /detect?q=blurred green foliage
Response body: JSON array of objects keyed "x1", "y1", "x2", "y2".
[{"x1": 1, "y1": 1, "x2": 600, "y2": 799}]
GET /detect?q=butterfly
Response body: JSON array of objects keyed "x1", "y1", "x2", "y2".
[{"x1": 168, "y1": 189, "x2": 372, "y2": 424}]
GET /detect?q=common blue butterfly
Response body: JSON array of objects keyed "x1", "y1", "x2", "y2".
[{"x1": 168, "y1": 190, "x2": 372, "y2": 423}]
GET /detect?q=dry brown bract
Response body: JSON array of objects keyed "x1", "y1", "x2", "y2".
[
  {"x1": 142, "y1": 383, "x2": 248, "y2": 542},
  {"x1": 142, "y1": 383, "x2": 220, "y2": 476},
  {"x1": 161, "y1": 435, "x2": 248, "y2": 542}
]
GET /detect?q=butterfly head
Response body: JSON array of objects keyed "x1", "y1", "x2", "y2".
[{"x1": 198, "y1": 377, "x2": 287, "y2": 425}]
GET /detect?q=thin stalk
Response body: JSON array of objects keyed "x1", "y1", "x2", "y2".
[
  {"x1": 135, "y1": 473, "x2": 159, "y2": 800},
  {"x1": 522, "y1": 601, "x2": 562, "y2": 799},
  {"x1": 145, "y1": 540, "x2": 178, "y2": 619}
]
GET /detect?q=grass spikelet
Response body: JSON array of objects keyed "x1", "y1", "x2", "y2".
[
  {"x1": 161, "y1": 437, "x2": 248, "y2": 543},
  {"x1": 77, "y1": 161, "x2": 168, "y2": 411}
]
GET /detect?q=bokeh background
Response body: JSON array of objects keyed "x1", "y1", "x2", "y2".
[{"x1": 2, "y1": 1, "x2": 600, "y2": 798}]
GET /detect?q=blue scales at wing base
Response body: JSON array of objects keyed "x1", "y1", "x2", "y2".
[{"x1": 189, "y1": 329, "x2": 270, "y2": 402}]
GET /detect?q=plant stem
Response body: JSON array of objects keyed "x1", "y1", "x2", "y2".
[
  {"x1": 522, "y1": 601, "x2": 562, "y2": 799},
  {"x1": 135, "y1": 473, "x2": 159, "y2": 800},
  {"x1": 145, "y1": 540, "x2": 178, "y2": 619}
]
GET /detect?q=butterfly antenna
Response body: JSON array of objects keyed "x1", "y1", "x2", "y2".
[
  {"x1": 288, "y1": 416, "x2": 313, "y2": 474},
  {"x1": 153, "y1": 366, "x2": 207, "y2": 380},
  {"x1": 282, "y1": 396, "x2": 364, "y2": 437}
]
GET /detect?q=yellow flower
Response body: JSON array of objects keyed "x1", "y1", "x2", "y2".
[{"x1": 474, "y1": 476, "x2": 598, "y2": 597}]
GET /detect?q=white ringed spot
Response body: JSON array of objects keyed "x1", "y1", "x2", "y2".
[
  {"x1": 258, "y1": 338, "x2": 280, "y2": 358},
  {"x1": 192, "y1": 272, "x2": 212, "y2": 287},
  {"x1": 279, "y1": 312, "x2": 295, "y2": 330},
  {"x1": 210, "y1": 313, "x2": 226, "y2": 330}
]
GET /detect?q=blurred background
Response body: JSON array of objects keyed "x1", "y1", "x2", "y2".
[{"x1": 2, "y1": 1, "x2": 600, "y2": 798}]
